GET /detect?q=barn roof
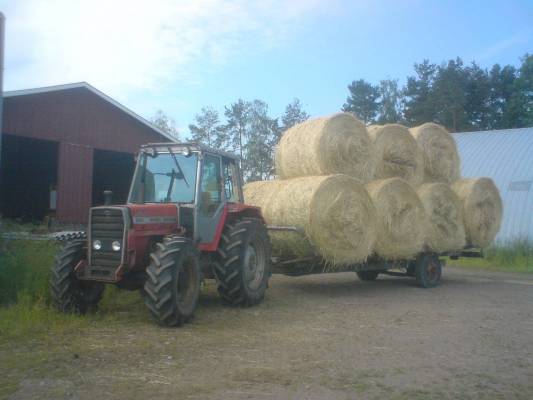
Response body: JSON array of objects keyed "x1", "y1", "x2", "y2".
[
  {"x1": 3, "y1": 82, "x2": 176, "y2": 141},
  {"x1": 454, "y1": 127, "x2": 533, "y2": 244}
]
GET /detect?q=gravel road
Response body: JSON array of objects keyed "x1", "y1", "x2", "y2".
[{"x1": 3, "y1": 266, "x2": 533, "y2": 400}]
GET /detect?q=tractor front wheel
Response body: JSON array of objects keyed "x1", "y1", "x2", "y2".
[
  {"x1": 50, "y1": 240, "x2": 104, "y2": 314},
  {"x1": 213, "y1": 219, "x2": 271, "y2": 306},
  {"x1": 144, "y1": 237, "x2": 201, "y2": 326}
]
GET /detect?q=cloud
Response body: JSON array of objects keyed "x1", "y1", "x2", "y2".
[
  {"x1": 3, "y1": 0, "x2": 327, "y2": 96},
  {"x1": 476, "y1": 29, "x2": 533, "y2": 62}
]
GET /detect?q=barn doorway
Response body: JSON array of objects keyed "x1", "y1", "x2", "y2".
[
  {"x1": 0, "y1": 134, "x2": 59, "y2": 222},
  {"x1": 92, "y1": 149, "x2": 136, "y2": 206}
]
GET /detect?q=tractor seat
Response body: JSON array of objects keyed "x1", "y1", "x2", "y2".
[{"x1": 200, "y1": 192, "x2": 218, "y2": 214}]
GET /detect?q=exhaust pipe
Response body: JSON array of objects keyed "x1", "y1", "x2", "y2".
[{"x1": 103, "y1": 190, "x2": 113, "y2": 205}]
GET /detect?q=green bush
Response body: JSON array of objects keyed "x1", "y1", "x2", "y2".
[
  {"x1": 450, "y1": 238, "x2": 533, "y2": 272},
  {"x1": 0, "y1": 239, "x2": 58, "y2": 306}
]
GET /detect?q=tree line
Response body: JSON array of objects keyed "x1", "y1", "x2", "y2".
[
  {"x1": 152, "y1": 54, "x2": 532, "y2": 181},
  {"x1": 152, "y1": 99, "x2": 309, "y2": 181},
  {"x1": 343, "y1": 54, "x2": 533, "y2": 131}
]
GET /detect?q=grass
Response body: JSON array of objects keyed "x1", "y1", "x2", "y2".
[
  {"x1": 0, "y1": 237, "x2": 147, "y2": 343},
  {"x1": 448, "y1": 239, "x2": 533, "y2": 273},
  {"x1": 0, "y1": 239, "x2": 57, "y2": 305},
  {"x1": 0, "y1": 227, "x2": 530, "y2": 344}
]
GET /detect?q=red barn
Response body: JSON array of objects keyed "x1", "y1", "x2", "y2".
[{"x1": 0, "y1": 82, "x2": 173, "y2": 224}]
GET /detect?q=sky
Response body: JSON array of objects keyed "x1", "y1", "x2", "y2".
[{"x1": 1, "y1": 0, "x2": 532, "y2": 137}]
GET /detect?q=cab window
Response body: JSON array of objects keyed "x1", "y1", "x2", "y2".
[
  {"x1": 223, "y1": 158, "x2": 240, "y2": 202},
  {"x1": 200, "y1": 155, "x2": 222, "y2": 216}
]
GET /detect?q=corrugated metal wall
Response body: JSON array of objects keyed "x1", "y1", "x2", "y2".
[{"x1": 454, "y1": 128, "x2": 533, "y2": 244}]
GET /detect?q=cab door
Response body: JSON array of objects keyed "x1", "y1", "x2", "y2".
[{"x1": 194, "y1": 154, "x2": 225, "y2": 244}]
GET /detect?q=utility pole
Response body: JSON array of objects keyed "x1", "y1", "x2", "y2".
[
  {"x1": 0, "y1": 13, "x2": 5, "y2": 172},
  {"x1": 0, "y1": 13, "x2": 4, "y2": 234}
]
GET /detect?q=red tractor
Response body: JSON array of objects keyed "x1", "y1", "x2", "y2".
[{"x1": 50, "y1": 143, "x2": 271, "y2": 326}]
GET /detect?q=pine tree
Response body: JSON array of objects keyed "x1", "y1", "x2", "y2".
[
  {"x1": 432, "y1": 58, "x2": 468, "y2": 132},
  {"x1": 377, "y1": 79, "x2": 402, "y2": 124},
  {"x1": 403, "y1": 60, "x2": 437, "y2": 126},
  {"x1": 188, "y1": 106, "x2": 225, "y2": 148},
  {"x1": 150, "y1": 110, "x2": 179, "y2": 141},
  {"x1": 224, "y1": 99, "x2": 250, "y2": 160},
  {"x1": 281, "y1": 98, "x2": 309, "y2": 132},
  {"x1": 342, "y1": 79, "x2": 380, "y2": 123}
]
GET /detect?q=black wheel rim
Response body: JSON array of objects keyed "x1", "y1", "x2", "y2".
[{"x1": 426, "y1": 258, "x2": 439, "y2": 283}]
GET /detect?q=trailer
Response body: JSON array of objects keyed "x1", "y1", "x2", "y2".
[{"x1": 267, "y1": 225, "x2": 482, "y2": 288}]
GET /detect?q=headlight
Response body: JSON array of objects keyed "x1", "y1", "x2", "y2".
[
  {"x1": 92, "y1": 240, "x2": 102, "y2": 250},
  {"x1": 112, "y1": 241, "x2": 121, "y2": 252}
]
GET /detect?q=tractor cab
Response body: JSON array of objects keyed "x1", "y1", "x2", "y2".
[{"x1": 128, "y1": 143, "x2": 244, "y2": 244}]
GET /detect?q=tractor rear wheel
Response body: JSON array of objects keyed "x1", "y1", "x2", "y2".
[
  {"x1": 213, "y1": 218, "x2": 271, "y2": 306},
  {"x1": 144, "y1": 237, "x2": 201, "y2": 326},
  {"x1": 50, "y1": 240, "x2": 104, "y2": 314}
]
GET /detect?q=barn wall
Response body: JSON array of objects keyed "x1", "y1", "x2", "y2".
[
  {"x1": 56, "y1": 142, "x2": 93, "y2": 223},
  {"x1": 1, "y1": 86, "x2": 170, "y2": 224},
  {"x1": 3, "y1": 87, "x2": 168, "y2": 153}
]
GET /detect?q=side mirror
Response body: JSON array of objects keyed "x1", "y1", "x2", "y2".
[{"x1": 103, "y1": 190, "x2": 113, "y2": 206}]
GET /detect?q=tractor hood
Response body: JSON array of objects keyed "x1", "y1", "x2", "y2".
[{"x1": 127, "y1": 203, "x2": 179, "y2": 226}]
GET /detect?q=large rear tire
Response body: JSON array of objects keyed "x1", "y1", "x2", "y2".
[
  {"x1": 213, "y1": 219, "x2": 271, "y2": 306},
  {"x1": 50, "y1": 240, "x2": 104, "y2": 314},
  {"x1": 144, "y1": 237, "x2": 201, "y2": 327}
]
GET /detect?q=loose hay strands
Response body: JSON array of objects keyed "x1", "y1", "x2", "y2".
[
  {"x1": 368, "y1": 124, "x2": 424, "y2": 186},
  {"x1": 417, "y1": 183, "x2": 466, "y2": 253},
  {"x1": 409, "y1": 123, "x2": 461, "y2": 184},
  {"x1": 366, "y1": 178, "x2": 426, "y2": 259},
  {"x1": 243, "y1": 175, "x2": 377, "y2": 266},
  {"x1": 452, "y1": 178, "x2": 503, "y2": 248},
  {"x1": 275, "y1": 113, "x2": 375, "y2": 182}
]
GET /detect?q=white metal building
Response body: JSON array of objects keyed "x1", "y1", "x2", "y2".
[{"x1": 454, "y1": 127, "x2": 533, "y2": 245}]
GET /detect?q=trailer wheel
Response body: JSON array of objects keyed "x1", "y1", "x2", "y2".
[
  {"x1": 415, "y1": 254, "x2": 442, "y2": 288},
  {"x1": 356, "y1": 270, "x2": 380, "y2": 281},
  {"x1": 144, "y1": 237, "x2": 201, "y2": 327},
  {"x1": 50, "y1": 240, "x2": 104, "y2": 314},
  {"x1": 213, "y1": 218, "x2": 271, "y2": 306}
]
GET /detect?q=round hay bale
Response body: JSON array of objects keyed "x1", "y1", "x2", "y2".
[
  {"x1": 417, "y1": 183, "x2": 466, "y2": 252},
  {"x1": 275, "y1": 113, "x2": 375, "y2": 181},
  {"x1": 452, "y1": 178, "x2": 503, "y2": 248},
  {"x1": 243, "y1": 175, "x2": 377, "y2": 265},
  {"x1": 409, "y1": 123, "x2": 460, "y2": 183},
  {"x1": 365, "y1": 178, "x2": 426, "y2": 259},
  {"x1": 368, "y1": 124, "x2": 423, "y2": 186}
]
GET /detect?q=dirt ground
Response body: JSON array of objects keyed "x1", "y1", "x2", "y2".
[{"x1": 2, "y1": 265, "x2": 533, "y2": 400}]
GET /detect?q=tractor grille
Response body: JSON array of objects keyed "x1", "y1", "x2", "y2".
[{"x1": 89, "y1": 208, "x2": 126, "y2": 270}]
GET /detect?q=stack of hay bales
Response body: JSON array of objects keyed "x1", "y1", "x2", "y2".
[
  {"x1": 243, "y1": 112, "x2": 502, "y2": 267},
  {"x1": 246, "y1": 113, "x2": 378, "y2": 266}
]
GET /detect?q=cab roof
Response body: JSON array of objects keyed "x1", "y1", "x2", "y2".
[{"x1": 140, "y1": 142, "x2": 240, "y2": 160}]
